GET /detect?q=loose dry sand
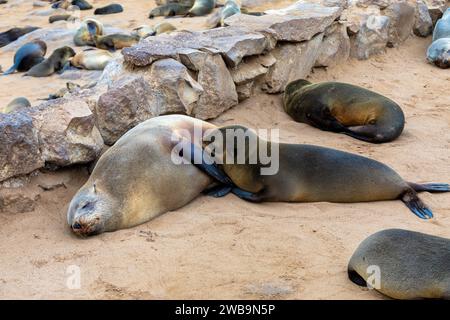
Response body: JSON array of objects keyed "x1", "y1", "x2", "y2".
[{"x1": 0, "y1": 1, "x2": 449, "y2": 300}]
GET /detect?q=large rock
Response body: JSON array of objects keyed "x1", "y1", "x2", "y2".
[
  {"x1": 425, "y1": 0, "x2": 448, "y2": 25},
  {"x1": 229, "y1": 53, "x2": 276, "y2": 85},
  {"x1": 355, "y1": 0, "x2": 392, "y2": 9},
  {"x1": 414, "y1": 0, "x2": 433, "y2": 37},
  {"x1": 262, "y1": 33, "x2": 324, "y2": 93},
  {"x1": 95, "y1": 75, "x2": 155, "y2": 145},
  {"x1": 0, "y1": 113, "x2": 43, "y2": 182},
  {"x1": 384, "y1": 1, "x2": 416, "y2": 47},
  {"x1": 30, "y1": 98, "x2": 104, "y2": 166},
  {"x1": 341, "y1": 4, "x2": 382, "y2": 34},
  {"x1": 225, "y1": 3, "x2": 342, "y2": 42},
  {"x1": 352, "y1": 15, "x2": 390, "y2": 59},
  {"x1": 193, "y1": 54, "x2": 238, "y2": 119},
  {"x1": 122, "y1": 27, "x2": 270, "y2": 68},
  {"x1": 315, "y1": 22, "x2": 350, "y2": 67}
]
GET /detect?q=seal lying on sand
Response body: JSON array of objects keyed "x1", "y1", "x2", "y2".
[
  {"x1": 94, "y1": 3, "x2": 123, "y2": 15},
  {"x1": 283, "y1": 79, "x2": 405, "y2": 143},
  {"x1": 0, "y1": 26, "x2": 39, "y2": 48},
  {"x1": 2, "y1": 97, "x2": 31, "y2": 113},
  {"x1": 427, "y1": 8, "x2": 450, "y2": 68},
  {"x1": 25, "y1": 46, "x2": 75, "y2": 77},
  {"x1": 2, "y1": 40, "x2": 47, "y2": 75},
  {"x1": 149, "y1": 3, "x2": 191, "y2": 18},
  {"x1": 71, "y1": 48, "x2": 113, "y2": 70},
  {"x1": 67, "y1": 115, "x2": 216, "y2": 236},
  {"x1": 186, "y1": 125, "x2": 449, "y2": 219},
  {"x1": 348, "y1": 229, "x2": 450, "y2": 299},
  {"x1": 71, "y1": 0, "x2": 92, "y2": 10},
  {"x1": 187, "y1": 0, "x2": 216, "y2": 16},
  {"x1": 73, "y1": 18, "x2": 103, "y2": 46}
]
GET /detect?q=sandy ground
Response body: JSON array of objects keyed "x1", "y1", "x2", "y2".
[{"x1": 0, "y1": 1, "x2": 450, "y2": 300}]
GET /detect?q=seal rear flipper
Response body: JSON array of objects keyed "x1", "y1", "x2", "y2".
[
  {"x1": 2, "y1": 64, "x2": 17, "y2": 75},
  {"x1": 408, "y1": 182, "x2": 450, "y2": 193},
  {"x1": 401, "y1": 190, "x2": 433, "y2": 219}
]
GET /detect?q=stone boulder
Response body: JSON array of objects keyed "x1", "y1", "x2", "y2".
[
  {"x1": 0, "y1": 113, "x2": 43, "y2": 182},
  {"x1": 30, "y1": 98, "x2": 104, "y2": 166},
  {"x1": 122, "y1": 27, "x2": 270, "y2": 68},
  {"x1": 262, "y1": 33, "x2": 324, "y2": 93},
  {"x1": 384, "y1": 1, "x2": 416, "y2": 47},
  {"x1": 414, "y1": 0, "x2": 433, "y2": 37},
  {"x1": 352, "y1": 15, "x2": 390, "y2": 59},
  {"x1": 225, "y1": 3, "x2": 342, "y2": 42},
  {"x1": 355, "y1": 0, "x2": 392, "y2": 9},
  {"x1": 315, "y1": 22, "x2": 350, "y2": 67},
  {"x1": 95, "y1": 75, "x2": 155, "y2": 145}
]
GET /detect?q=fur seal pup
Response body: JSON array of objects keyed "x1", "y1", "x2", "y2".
[
  {"x1": 207, "y1": 0, "x2": 240, "y2": 28},
  {"x1": 348, "y1": 229, "x2": 450, "y2": 299},
  {"x1": 87, "y1": 22, "x2": 139, "y2": 51},
  {"x1": 427, "y1": 9, "x2": 450, "y2": 68},
  {"x1": 25, "y1": 46, "x2": 76, "y2": 77},
  {"x1": 188, "y1": 0, "x2": 216, "y2": 16},
  {"x1": 71, "y1": 48, "x2": 113, "y2": 70},
  {"x1": 132, "y1": 22, "x2": 177, "y2": 38},
  {"x1": 2, "y1": 40, "x2": 47, "y2": 75},
  {"x1": 49, "y1": 14, "x2": 73, "y2": 23},
  {"x1": 73, "y1": 18, "x2": 103, "y2": 46},
  {"x1": 67, "y1": 115, "x2": 216, "y2": 236},
  {"x1": 71, "y1": 0, "x2": 92, "y2": 10},
  {"x1": 283, "y1": 79, "x2": 405, "y2": 143},
  {"x1": 187, "y1": 125, "x2": 449, "y2": 219},
  {"x1": 2, "y1": 97, "x2": 31, "y2": 113},
  {"x1": 0, "y1": 26, "x2": 39, "y2": 48},
  {"x1": 148, "y1": 3, "x2": 191, "y2": 18},
  {"x1": 94, "y1": 3, "x2": 123, "y2": 15}
]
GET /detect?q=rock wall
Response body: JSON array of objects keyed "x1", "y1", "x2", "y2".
[{"x1": 1, "y1": 0, "x2": 449, "y2": 208}]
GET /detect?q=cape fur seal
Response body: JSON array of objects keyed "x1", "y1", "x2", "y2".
[
  {"x1": 0, "y1": 26, "x2": 39, "y2": 48},
  {"x1": 283, "y1": 79, "x2": 405, "y2": 143},
  {"x1": 71, "y1": 48, "x2": 113, "y2": 70},
  {"x1": 2, "y1": 97, "x2": 31, "y2": 113},
  {"x1": 188, "y1": 0, "x2": 216, "y2": 16},
  {"x1": 71, "y1": 0, "x2": 92, "y2": 10},
  {"x1": 427, "y1": 8, "x2": 450, "y2": 68},
  {"x1": 49, "y1": 14, "x2": 73, "y2": 23},
  {"x1": 132, "y1": 22, "x2": 177, "y2": 38},
  {"x1": 348, "y1": 229, "x2": 450, "y2": 299},
  {"x1": 2, "y1": 40, "x2": 47, "y2": 75},
  {"x1": 148, "y1": 3, "x2": 191, "y2": 18},
  {"x1": 207, "y1": 0, "x2": 240, "y2": 28},
  {"x1": 25, "y1": 46, "x2": 75, "y2": 77},
  {"x1": 94, "y1": 3, "x2": 123, "y2": 15},
  {"x1": 67, "y1": 115, "x2": 216, "y2": 236},
  {"x1": 187, "y1": 125, "x2": 449, "y2": 219},
  {"x1": 73, "y1": 18, "x2": 103, "y2": 46}
]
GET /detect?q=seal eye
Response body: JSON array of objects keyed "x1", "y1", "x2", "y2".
[
  {"x1": 80, "y1": 202, "x2": 94, "y2": 211},
  {"x1": 369, "y1": 119, "x2": 376, "y2": 125},
  {"x1": 306, "y1": 113, "x2": 311, "y2": 118}
]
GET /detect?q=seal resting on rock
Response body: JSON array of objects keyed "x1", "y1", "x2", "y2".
[
  {"x1": 186, "y1": 125, "x2": 449, "y2": 219},
  {"x1": 348, "y1": 229, "x2": 450, "y2": 299},
  {"x1": 283, "y1": 79, "x2": 405, "y2": 143},
  {"x1": 67, "y1": 115, "x2": 216, "y2": 236},
  {"x1": 71, "y1": 48, "x2": 113, "y2": 70},
  {"x1": 427, "y1": 8, "x2": 450, "y2": 68}
]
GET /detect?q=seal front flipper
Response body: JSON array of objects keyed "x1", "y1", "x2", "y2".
[
  {"x1": 401, "y1": 189, "x2": 433, "y2": 219},
  {"x1": 182, "y1": 141, "x2": 234, "y2": 186},
  {"x1": 202, "y1": 184, "x2": 232, "y2": 197}
]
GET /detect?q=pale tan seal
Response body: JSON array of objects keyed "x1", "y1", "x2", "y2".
[{"x1": 67, "y1": 115, "x2": 216, "y2": 236}]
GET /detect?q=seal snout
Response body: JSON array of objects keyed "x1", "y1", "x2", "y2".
[{"x1": 70, "y1": 214, "x2": 102, "y2": 236}]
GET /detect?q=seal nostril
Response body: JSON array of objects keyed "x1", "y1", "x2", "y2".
[{"x1": 72, "y1": 222, "x2": 83, "y2": 230}]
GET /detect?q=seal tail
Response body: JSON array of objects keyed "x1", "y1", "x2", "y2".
[
  {"x1": 408, "y1": 182, "x2": 450, "y2": 193},
  {"x1": 401, "y1": 189, "x2": 433, "y2": 219}
]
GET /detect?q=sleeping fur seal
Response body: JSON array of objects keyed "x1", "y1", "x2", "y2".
[
  {"x1": 186, "y1": 125, "x2": 449, "y2": 219},
  {"x1": 2, "y1": 40, "x2": 47, "y2": 75},
  {"x1": 348, "y1": 229, "x2": 450, "y2": 299},
  {"x1": 0, "y1": 26, "x2": 39, "y2": 48},
  {"x1": 94, "y1": 3, "x2": 123, "y2": 15},
  {"x1": 283, "y1": 79, "x2": 405, "y2": 143},
  {"x1": 67, "y1": 115, "x2": 216, "y2": 236},
  {"x1": 148, "y1": 3, "x2": 191, "y2": 18},
  {"x1": 71, "y1": 48, "x2": 113, "y2": 70}
]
